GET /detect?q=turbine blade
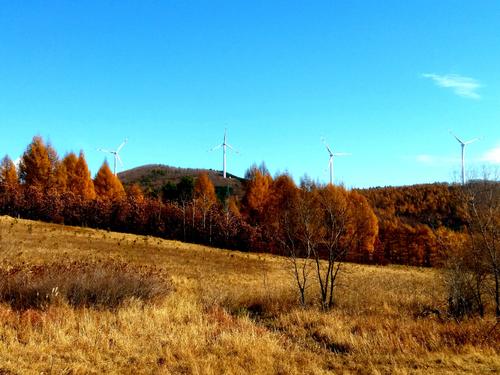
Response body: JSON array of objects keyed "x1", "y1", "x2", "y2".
[
  {"x1": 323, "y1": 140, "x2": 334, "y2": 155},
  {"x1": 333, "y1": 152, "x2": 351, "y2": 156},
  {"x1": 226, "y1": 143, "x2": 239, "y2": 154},
  {"x1": 210, "y1": 144, "x2": 223, "y2": 151},
  {"x1": 449, "y1": 130, "x2": 465, "y2": 145},
  {"x1": 116, "y1": 154, "x2": 123, "y2": 167},
  {"x1": 117, "y1": 139, "x2": 128, "y2": 152},
  {"x1": 464, "y1": 137, "x2": 480, "y2": 145},
  {"x1": 321, "y1": 138, "x2": 334, "y2": 155},
  {"x1": 97, "y1": 148, "x2": 112, "y2": 153}
]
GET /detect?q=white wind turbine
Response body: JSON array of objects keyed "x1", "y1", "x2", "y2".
[
  {"x1": 322, "y1": 138, "x2": 350, "y2": 185},
  {"x1": 97, "y1": 139, "x2": 128, "y2": 176},
  {"x1": 210, "y1": 129, "x2": 238, "y2": 178},
  {"x1": 450, "y1": 131, "x2": 480, "y2": 185}
]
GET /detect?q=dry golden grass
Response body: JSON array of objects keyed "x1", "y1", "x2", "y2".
[{"x1": 0, "y1": 215, "x2": 498, "y2": 374}]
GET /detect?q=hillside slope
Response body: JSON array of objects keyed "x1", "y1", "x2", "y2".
[{"x1": 0, "y1": 216, "x2": 498, "y2": 374}]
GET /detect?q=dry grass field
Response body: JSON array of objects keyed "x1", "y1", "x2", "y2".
[{"x1": 0, "y1": 215, "x2": 498, "y2": 374}]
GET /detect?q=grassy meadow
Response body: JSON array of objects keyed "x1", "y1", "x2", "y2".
[{"x1": 0, "y1": 215, "x2": 498, "y2": 374}]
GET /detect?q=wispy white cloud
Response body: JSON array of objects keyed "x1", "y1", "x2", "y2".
[
  {"x1": 481, "y1": 146, "x2": 500, "y2": 164},
  {"x1": 422, "y1": 73, "x2": 481, "y2": 99}
]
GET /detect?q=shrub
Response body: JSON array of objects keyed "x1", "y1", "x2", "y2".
[{"x1": 0, "y1": 261, "x2": 172, "y2": 310}]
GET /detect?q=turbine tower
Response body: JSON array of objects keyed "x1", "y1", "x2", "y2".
[
  {"x1": 211, "y1": 129, "x2": 238, "y2": 178},
  {"x1": 322, "y1": 138, "x2": 350, "y2": 185},
  {"x1": 450, "y1": 131, "x2": 479, "y2": 185},
  {"x1": 97, "y1": 139, "x2": 128, "y2": 176}
]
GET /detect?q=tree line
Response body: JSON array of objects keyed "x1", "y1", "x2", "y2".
[
  {"x1": 0, "y1": 136, "x2": 495, "y2": 269},
  {"x1": 0, "y1": 136, "x2": 378, "y2": 261}
]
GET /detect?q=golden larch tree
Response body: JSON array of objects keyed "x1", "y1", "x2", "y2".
[
  {"x1": 347, "y1": 190, "x2": 379, "y2": 262},
  {"x1": 46, "y1": 143, "x2": 67, "y2": 193},
  {"x1": 243, "y1": 169, "x2": 273, "y2": 223},
  {"x1": 127, "y1": 183, "x2": 145, "y2": 202},
  {"x1": 62, "y1": 152, "x2": 79, "y2": 190},
  {"x1": 0, "y1": 155, "x2": 19, "y2": 188},
  {"x1": 94, "y1": 160, "x2": 125, "y2": 201},
  {"x1": 19, "y1": 136, "x2": 52, "y2": 188},
  {"x1": 75, "y1": 151, "x2": 96, "y2": 199}
]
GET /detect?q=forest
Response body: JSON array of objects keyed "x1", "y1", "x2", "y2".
[{"x1": 0, "y1": 136, "x2": 494, "y2": 269}]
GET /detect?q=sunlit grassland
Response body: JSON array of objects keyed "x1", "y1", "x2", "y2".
[{"x1": 0, "y1": 215, "x2": 498, "y2": 374}]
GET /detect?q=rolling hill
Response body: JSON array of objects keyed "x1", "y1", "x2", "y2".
[{"x1": 118, "y1": 164, "x2": 246, "y2": 198}]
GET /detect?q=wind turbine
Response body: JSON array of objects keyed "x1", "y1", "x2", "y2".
[
  {"x1": 322, "y1": 138, "x2": 350, "y2": 185},
  {"x1": 450, "y1": 131, "x2": 479, "y2": 185},
  {"x1": 210, "y1": 129, "x2": 238, "y2": 178},
  {"x1": 97, "y1": 139, "x2": 128, "y2": 176}
]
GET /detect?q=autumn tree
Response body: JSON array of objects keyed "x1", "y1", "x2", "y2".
[
  {"x1": 0, "y1": 155, "x2": 20, "y2": 215},
  {"x1": 62, "y1": 152, "x2": 78, "y2": 186},
  {"x1": 314, "y1": 185, "x2": 351, "y2": 309},
  {"x1": 242, "y1": 166, "x2": 273, "y2": 224},
  {"x1": 18, "y1": 136, "x2": 67, "y2": 193},
  {"x1": 127, "y1": 184, "x2": 145, "y2": 202},
  {"x1": 268, "y1": 174, "x2": 315, "y2": 306},
  {"x1": 19, "y1": 136, "x2": 52, "y2": 189},
  {"x1": 0, "y1": 156, "x2": 19, "y2": 188},
  {"x1": 244, "y1": 162, "x2": 270, "y2": 180},
  {"x1": 94, "y1": 161, "x2": 125, "y2": 201},
  {"x1": 346, "y1": 190, "x2": 379, "y2": 263},
  {"x1": 194, "y1": 172, "x2": 217, "y2": 229},
  {"x1": 463, "y1": 178, "x2": 500, "y2": 318},
  {"x1": 227, "y1": 196, "x2": 240, "y2": 217},
  {"x1": 46, "y1": 143, "x2": 67, "y2": 192},
  {"x1": 74, "y1": 152, "x2": 95, "y2": 199},
  {"x1": 436, "y1": 175, "x2": 500, "y2": 319}
]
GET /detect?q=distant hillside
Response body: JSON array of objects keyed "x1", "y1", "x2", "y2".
[
  {"x1": 357, "y1": 180, "x2": 500, "y2": 230},
  {"x1": 118, "y1": 164, "x2": 246, "y2": 198}
]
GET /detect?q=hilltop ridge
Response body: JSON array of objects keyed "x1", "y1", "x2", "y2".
[{"x1": 118, "y1": 164, "x2": 246, "y2": 198}]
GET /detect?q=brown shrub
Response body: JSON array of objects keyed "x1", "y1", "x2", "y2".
[{"x1": 0, "y1": 261, "x2": 172, "y2": 310}]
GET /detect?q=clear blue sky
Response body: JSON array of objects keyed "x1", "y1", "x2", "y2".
[{"x1": 1, "y1": 1, "x2": 499, "y2": 188}]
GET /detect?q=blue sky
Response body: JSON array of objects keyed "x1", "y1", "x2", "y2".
[{"x1": 0, "y1": 1, "x2": 499, "y2": 188}]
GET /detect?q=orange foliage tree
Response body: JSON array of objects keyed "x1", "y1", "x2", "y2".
[
  {"x1": 47, "y1": 143, "x2": 67, "y2": 193},
  {"x1": 194, "y1": 172, "x2": 217, "y2": 229},
  {"x1": 126, "y1": 184, "x2": 145, "y2": 202},
  {"x1": 64, "y1": 151, "x2": 96, "y2": 200},
  {"x1": 346, "y1": 190, "x2": 379, "y2": 263},
  {"x1": 18, "y1": 136, "x2": 67, "y2": 193},
  {"x1": 94, "y1": 161, "x2": 125, "y2": 201},
  {"x1": 242, "y1": 167, "x2": 273, "y2": 224},
  {"x1": 19, "y1": 136, "x2": 52, "y2": 189},
  {"x1": 0, "y1": 156, "x2": 19, "y2": 188},
  {"x1": 0, "y1": 155, "x2": 20, "y2": 214}
]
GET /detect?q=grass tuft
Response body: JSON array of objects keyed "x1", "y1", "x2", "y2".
[{"x1": 0, "y1": 261, "x2": 172, "y2": 310}]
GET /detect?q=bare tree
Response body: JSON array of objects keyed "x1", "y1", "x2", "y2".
[
  {"x1": 314, "y1": 185, "x2": 351, "y2": 310},
  {"x1": 463, "y1": 173, "x2": 500, "y2": 318},
  {"x1": 272, "y1": 175, "x2": 316, "y2": 307},
  {"x1": 287, "y1": 185, "x2": 320, "y2": 306},
  {"x1": 441, "y1": 171, "x2": 500, "y2": 319}
]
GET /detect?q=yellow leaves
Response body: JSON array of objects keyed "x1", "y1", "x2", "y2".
[
  {"x1": 0, "y1": 155, "x2": 19, "y2": 187},
  {"x1": 94, "y1": 161, "x2": 125, "y2": 201},
  {"x1": 243, "y1": 170, "x2": 273, "y2": 220},
  {"x1": 194, "y1": 172, "x2": 217, "y2": 208}
]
